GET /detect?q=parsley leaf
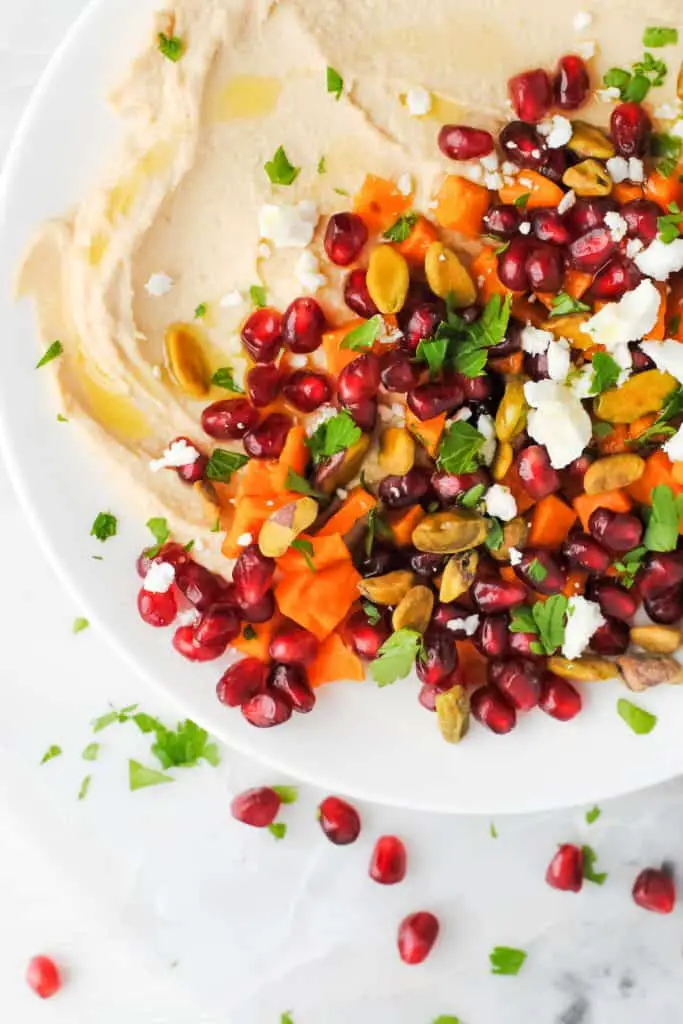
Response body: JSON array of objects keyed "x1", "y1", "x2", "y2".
[
  {"x1": 158, "y1": 33, "x2": 184, "y2": 62},
  {"x1": 365, "y1": 506, "x2": 393, "y2": 556},
  {"x1": 604, "y1": 51, "x2": 667, "y2": 102},
  {"x1": 437, "y1": 421, "x2": 485, "y2": 474},
  {"x1": 341, "y1": 315, "x2": 382, "y2": 351},
  {"x1": 489, "y1": 946, "x2": 527, "y2": 976},
  {"x1": 285, "y1": 468, "x2": 325, "y2": 500},
  {"x1": 633, "y1": 51, "x2": 668, "y2": 88},
  {"x1": 146, "y1": 516, "x2": 170, "y2": 557},
  {"x1": 484, "y1": 517, "x2": 505, "y2": 552},
  {"x1": 272, "y1": 785, "x2": 298, "y2": 804},
  {"x1": 306, "y1": 410, "x2": 361, "y2": 464},
  {"x1": 510, "y1": 606, "x2": 537, "y2": 634},
  {"x1": 617, "y1": 697, "x2": 657, "y2": 735},
  {"x1": 243, "y1": 624, "x2": 257, "y2": 640},
  {"x1": 489, "y1": 822, "x2": 498, "y2": 839},
  {"x1": 40, "y1": 745, "x2": 62, "y2": 766},
  {"x1": 73, "y1": 617, "x2": 89, "y2": 634},
  {"x1": 586, "y1": 806, "x2": 601, "y2": 825},
  {"x1": 290, "y1": 538, "x2": 316, "y2": 572},
  {"x1": 591, "y1": 352, "x2": 621, "y2": 394},
  {"x1": 129, "y1": 760, "x2": 174, "y2": 791},
  {"x1": 205, "y1": 449, "x2": 249, "y2": 483},
  {"x1": 417, "y1": 335, "x2": 450, "y2": 377},
  {"x1": 36, "y1": 340, "x2": 63, "y2": 368},
  {"x1": 82, "y1": 743, "x2": 99, "y2": 762},
  {"x1": 371, "y1": 629, "x2": 423, "y2": 687},
  {"x1": 644, "y1": 26, "x2": 678, "y2": 47},
  {"x1": 451, "y1": 337, "x2": 487, "y2": 377},
  {"x1": 526, "y1": 558, "x2": 548, "y2": 584},
  {"x1": 57, "y1": 413, "x2": 68, "y2": 423},
  {"x1": 550, "y1": 292, "x2": 591, "y2": 317},
  {"x1": 269, "y1": 822, "x2": 287, "y2": 840},
  {"x1": 194, "y1": 303, "x2": 207, "y2": 319},
  {"x1": 78, "y1": 775, "x2": 92, "y2": 801},
  {"x1": 532, "y1": 594, "x2": 568, "y2": 654},
  {"x1": 363, "y1": 602, "x2": 381, "y2": 625},
  {"x1": 438, "y1": 294, "x2": 512, "y2": 378},
  {"x1": 134, "y1": 717, "x2": 221, "y2": 770},
  {"x1": 281, "y1": 1014, "x2": 295, "y2": 1024},
  {"x1": 644, "y1": 485, "x2": 683, "y2": 551},
  {"x1": 652, "y1": 132, "x2": 683, "y2": 178},
  {"x1": 514, "y1": 192, "x2": 531, "y2": 209},
  {"x1": 249, "y1": 284, "x2": 267, "y2": 308},
  {"x1": 433, "y1": 1018, "x2": 462, "y2": 1024},
  {"x1": 582, "y1": 844, "x2": 607, "y2": 885},
  {"x1": 91, "y1": 512, "x2": 117, "y2": 542},
  {"x1": 635, "y1": 385, "x2": 683, "y2": 444},
  {"x1": 326, "y1": 66, "x2": 344, "y2": 99},
  {"x1": 383, "y1": 212, "x2": 418, "y2": 242},
  {"x1": 669, "y1": 314, "x2": 681, "y2": 336},
  {"x1": 264, "y1": 146, "x2": 300, "y2": 186},
  {"x1": 317, "y1": 155, "x2": 327, "y2": 175},
  {"x1": 469, "y1": 293, "x2": 513, "y2": 348},
  {"x1": 658, "y1": 201, "x2": 683, "y2": 243},
  {"x1": 612, "y1": 545, "x2": 647, "y2": 588},
  {"x1": 211, "y1": 367, "x2": 245, "y2": 393}
]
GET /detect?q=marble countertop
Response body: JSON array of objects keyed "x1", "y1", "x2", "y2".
[{"x1": 2, "y1": 3, "x2": 683, "y2": 1021}]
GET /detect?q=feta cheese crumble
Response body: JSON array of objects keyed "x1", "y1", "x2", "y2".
[
  {"x1": 288, "y1": 354, "x2": 308, "y2": 369},
  {"x1": 149, "y1": 439, "x2": 200, "y2": 473},
  {"x1": 143, "y1": 561, "x2": 176, "y2": 595},
  {"x1": 220, "y1": 290, "x2": 243, "y2": 308},
  {"x1": 144, "y1": 272, "x2": 174, "y2": 297},
  {"x1": 177, "y1": 608, "x2": 201, "y2": 627},
  {"x1": 562, "y1": 596, "x2": 605, "y2": 661},
  {"x1": 396, "y1": 173, "x2": 413, "y2": 196},
  {"x1": 628, "y1": 158, "x2": 644, "y2": 183},
  {"x1": 484, "y1": 484, "x2": 518, "y2": 522},
  {"x1": 573, "y1": 10, "x2": 592, "y2": 30},
  {"x1": 635, "y1": 238, "x2": 683, "y2": 281},
  {"x1": 520, "y1": 325, "x2": 553, "y2": 356},
  {"x1": 508, "y1": 547, "x2": 523, "y2": 566},
  {"x1": 524, "y1": 380, "x2": 593, "y2": 469},
  {"x1": 605, "y1": 156, "x2": 629, "y2": 183},
  {"x1": 547, "y1": 337, "x2": 571, "y2": 382},
  {"x1": 477, "y1": 414, "x2": 497, "y2": 465},
  {"x1": 236, "y1": 532, "x2": 253, "y2": 547},
  {"x1": 539, "y1": 115, "x2": 573, "y2": 149},
  {"x1": 445, "y1": 613, "x2": 480, "y2": 637},
  {"x1": 596, "y1": 86, "x2": 621, "y2": 103},
  {"x1": 295, "y1": 250, "x2": 326, "y2": 293},
  {"x1": 406, "y1": 87, "x2": 432, "y2": 116},
  {"x1": 259, "y1": 201, "x2": 319, "y2": 248},
  {"x1": 557, "y1": 189, "x2": 577, "y2": 215},
  {"x1": 604, "y1": 210, "x2": 628, "y2": 243},
  {"x1": 640, "y1": 338, "x2": 683, "y2": 385},
  {"x1": 576, "y1": 40, "x2": 596, "y2": 59},
  {"x1": 585, "y1": 279, "x2": 661, "y2": 351},
  {"x1": 519, "y1": 221, "x2": 531, "y2": 235},
  {"x1": 626, "y1": 238, "x2": 644, "y2": 260}
]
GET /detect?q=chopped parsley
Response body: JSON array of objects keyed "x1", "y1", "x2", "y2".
[
  {"x1": 447, "y1": 293, "x2": 512, "y2": 377},
  {"x1": 249, "y1": 284, "x2": 267, "y2": 308},
  {"x1": 489, "y1": 821, "x2": 498, "y2": 839},
  {"x1": 40, "y1": 745, "x2": 62, "y2": 766},
  {"x1": 284, "y1": 468, "x2": 325, "y2": 500},
  {"x1": 371, "y1": 629, "x2": 423, "y2": 687},
  {"x1": 334, "y1": 187, "x2": 350, "y2": 197},
  {"x1": 57, "y1": 413, "x2": 69, "y2": 423},
  {"x1": 341, "y1": 315, "x2": 382, "y2": 351},
  {"x1": 550, "y1": 292, "x2": 591, "y2": 317},
  {"x1": 590, "y1": 352, "x2": 621, "y2": 395},
  {"x1": 91, "y1": 704, "x2": 138, "y2": 732},
  {"x1": 582, "y1": 844, "x2": 607, "y2": 885},
  {"x1": 459, "y1": 482, "x2": 486, "y2": 509},
  {"x1": 526, "y1": 558, "x2": 548, "y2": 585},
  {"x1": 326, "y1": 66, "x2": 344, "y2": 99},
  {"x1": 489, "y1": 946, "x2": 527, "y2": 976},
  {"x1": 264, "y1": 146, "x2": 300, "y2": 186},
  {"x1": 651, "y1": 133, "x2": 683, "y2": 178},
  {"x1": 158, "y1": 33, "x2": 184, "y2": 62},
  {"x1": 91, "y1": 512, "x2": 117, "y2": 542},
  {"x1": 306, "y1": 410, "x2": 361, "y2": 463},
  {"x1": 129, "y1": 760, "x2": 174, "y2": 791},
  {"x1": 604, "y1": 51, "x2": 668, "y2": 102},
  {"x1": 36, "y1": 340, "x2": 63, "y2": 368},
  {"x1": 73, "y1": 617, "x2": 89, "y2": 634},
  {"x1": 513, "y1": 192, "x2": 531, "y2": 209},
  {"x1": 281, "y1": 1014, "x2": 295, "y2": 1024},
  {"x1": 268, "y1": 822, "x2": 287, "y2": 840},
  {"x1": 635, "y1": 385, "x2": 683, "y2": 444},
  {"x1": 383, "y1": 212, "x2": 418, "y2": 242},
  {"x1": 643, "y1": 485, "x2": 683, "y2": 551},
  {"x1": 317, "y1": 155, "x2": 327, "y2": 175},
  {"x1": 433, "y1": 1018, "x2": 462, "y2": 1024},
  {"x1": 658, "y1": 201, "x2": 683, "y2": 243},
  {"x1": 365, "y1": 506, "x2": 393, "y2": 556},
  {"x1": 272, "y1": 785, "x2": 298, "y2": 804},
  {"x1": 205, "y1": 449, "x2": 249, "y2": 483},
  {"x1": 612, "y1": 545, "x2": 647, "y2": 588},
  {"x1": 77, "y1": 775, "x2": 92, "y2": 801},
  {"x1": 617, "y1": 697, "x2": 657, "y2": 735},
  {"x1": 585, "y1": 806, "x2": 601, "y2": 825},
  {"x1": 290, "y1": 538, "x2": 316, "y2": 572},
  {"x1": 363, "y1": 602, "x2": 381, "y2": 625},
  {"x1": 194, "y1": 302, "x2": 207, "y2": 319},
  {"x1": 437, "y1": 421, "x2": 485, "y2": 474},
  {"x1": 82, "y1": 743, "x2": 99, "y2": 762},
  {"x1": 243, "y1": 625, "x2": 257, "y2": 640},
  {"x1": 417, "y1": 334, "x2": 450, "y2": 377},
  {"x1": 643, "y1": 26, "x2": 678, "y2": 48},
  {"x1": 484, "y1": 517, "x2": 505, "y2": 552},
  {"x1": 146, "y1": 516, "x2": 170, "y2": 557},
  {"x1": 211, "y1": 367, "x2": 245, "y2": 393},
  {"x1": 510, "y1": 595, "x2": 568, "y2": 655},
  {"x1": 668, "y1": 313, "x2": 681, "y2": 336},
  {"x1": 133, "y1": 715, "x2": 220, "y2": 770}
]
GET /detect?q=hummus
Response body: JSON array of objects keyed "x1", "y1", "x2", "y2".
[{"x1": 17, "y1": 0, "x2": 683, "y2": 565}]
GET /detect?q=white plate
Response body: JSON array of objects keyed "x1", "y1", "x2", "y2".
[{"x1": 1, "y1": 0, "x2": 681, "y2": 814}]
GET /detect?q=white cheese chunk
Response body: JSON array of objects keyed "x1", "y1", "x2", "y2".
[
  {"x1": 640, "y1": 338, "x2": 683, "y2": 384},
  {"x1": 557, "y1": 190, "x2": 576, "y2": 215},
  {"x1": 573, "y1": 10, "x2": 592, "y2": 30},
  {"x1": 545, "y1": 115, "x2": 573, "y2": 149},
  {"x1": 149, "y1": 439, "x2": 200, "y2": 473},
  {"x1": 604, "y1": 210, "x2": 628, "y2": 242},
  {"x1": 519, "y1": 221, "x2": 531, "y2": 235},
  {"x1": 605, "y1": 156, "x2": 629, "y2": 183},
  {"x1": 628, "y1": 158, "x2": 645, "y2": 183},
  {"x1": 177, "y1": 608, "x2": 201, "y2": 627},
  {"x1": 220, "y1": 290, "x2": 243, "y2": 308},
  {"x1": 585, "y1": 279, "x2": 661, "y2": 349},
  {"x1": 295, "y1": 250, "x2": 326, "y2": 293},
  {"x1": 524, "y1": 380, "x2": 593, "y2": 469},
  {"x1": 144, "y1": 272, "x2": 174, "y2": 297},
  {"x1": 143, "y1": 561, "x2": 176, "y2": 595},
  {"x1": 484, "y1": 484, "x2": 518, "y2": 522},
  {"x1": 562, "y1": 596, "x2": 605, "y2": 661},
  {"x1": 547, "y1": 337, "x2": 571, "y2": 382},
  {"x1": 635, "y1": 238, "x2": 683, "y2": 281},
  {"x1": 521, "y1": 325, "x2": 552, "y2": 355},
  {"x1": 445, "y1": 613, "x2": 480, "y2": 637},
  {"x1": 477, "y1": 414, "x2": 497, "y2": 465},
  {"x1": 406, "y1": 87, "x2": 432, "y2": 116},
  {"x1": 396, "y1": 173, "x2": 413, "y2": 196},
  {"x1": 508, "y1": 547, "x2": 523, "y2": 566},
  {"x1": 236, "y1": 532, "x2": 253, "y2": 547},
  {"x1": 576, "y1": 40, "x2": 596, "y2": 59},
  {"x1": 259, "y1": 201, "x2": 319, "y2": 249}
]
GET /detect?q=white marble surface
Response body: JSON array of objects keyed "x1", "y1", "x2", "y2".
[{"x1": 2, "y1": 3, "x2": 683, "y2": 1022}]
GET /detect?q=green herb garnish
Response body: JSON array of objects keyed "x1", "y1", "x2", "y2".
[
  {"x1": 40, "y1": 745, "x2": 62, "y2": 766},
  {"x1": 643, "y1": 26, "x2": 678, "y2": 47},
  {"x1": 365, "y1": 506, "x2": 393, "y2": 556},
  {"x1": 489, "y1": 946, "x2": 527, "y2": 976},
  {"x1": 644, "y1": 484, "x2": 683, "y2": 551},
  {"x1": 290, "y1": 538, "x2": 316, "y2": 572},
  {"x1": 326, "y1": 66, "x2": 344, "y2": 99},
  {"x1": 243, "y1": 625, "x2": 257, "y2": 640},
  {"x1": 417, "y1": 335, "x2": 450, "y2": 378},
  {"x1": 78, "y1": 775, "x2": 92, "y2": 801},
  {"x1": 437, "y1": 421, "x2": 485, "y2": 474},
  {"x1": 612, "y1": 546, "x2": 647, "y2": 588},
  {"x1": 617, "y1": 698, "x2": 657, "y2": 735},
  {"x1": 484, "y1": 517, "x2": 505, "y2": 552},
  {"x1": 249, "y1": 284, "x2": 267, "y2": 308},
  {"x1": 371, "y1": 629, "x2": 423, "y2": 687},
  {"x1": 582, "y1": 844, "x2": 607, "y2": 885},
  {"x1": 264, "y1": 146, "x2": 300, "y2": 186},
  {"x1": 550, "y1": 293, "x2": 591, "y2": 317},
  {"x1": 363, "y1": 602, "x2": 381, "y2": 625},
  {"x1": 586, "y1": 806, "x2": 601, "y2": 825},
  {"x1": 459, "y1": 482, "x2": 486, "y2": 509},
  {"x1": 194, "y1": 303, "x2": 207, "y2": 319},
  {"x1": 383, "y1": 212, "x2": 418, "y2": 242},
  {"x1": 133, "y1": 716, "x2": 220, "y2": 770},
  {"x1": 158, "y1": 33, "x2": 184, "y2": 62},
  {"x1": 284, "y1": 468, "x2": 325, "y2": 500},
  {"x1": 82, "y1": 743, "x2": 99, "y2": 762},
  {"x1": 73, "y1": 617, "x2": 89, "y2": 634},
  {"x1": 590, "y1": 352, "x2": 621, "y2": 394},
  {"x1": 36, "y1": 340, "x2": 63, "y2": 368},
  {"x1": 341, "y1": 315, "x2": 382, "y2": 351},
  {"x1": 272, "y1": 785, "x2": 298, "y2": 804},
  {"x1": 205, "y1": 449, "x2": 249, "y2": 483},
  {"x1": 91, "y1": 512, "x2": 117, "y2": 542},
  {"x1": 510, "y1": 595, "x2": 568, "y2": 655},
  {"x1": 211, "y1": 367, "x2": 245, "y2": 393},
  {"x1": 526, "y1": 558, "x2": 549, "y2": 584},
  {"x1": 268, "y1": 822, "x2": 287, "y2": 840},
  {"x1": 652, "y1": 133, "x2": 683, "y2": 178},
  {"x1": 514, "y1": 193, "x2": 531, "y2": 209},
  {"x1": 306, "y1": 410, "x2": 361, "y2": 464},
  {"x1": 129, "y1": 760, "x2": 174, "y2": 791},
  {"x1": 146, "y1": 517, "x2": 170, "y2": 557}
]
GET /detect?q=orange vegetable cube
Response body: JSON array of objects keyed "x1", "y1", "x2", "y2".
[{"x1": 434, "y1": 176, "x2": 491, "y2": 237}]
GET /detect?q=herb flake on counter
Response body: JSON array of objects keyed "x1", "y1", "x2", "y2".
[
  {"x1": 36, "y1": 340, "x2": 63, "y2": 368},
  {"x1": 489, "y1": 822, "x2": 498, "y2": 839},
  {"x1": 590, "y1": 352, "x2": 621, "y2": 394},
  {"x1": 82, "y1": 743, "x2": 99, "y2": 762},
  {"x1": 433, "y1": 1017, "x2": 462, "y2": 1024},
  {"x1": 437, "y1": 421, "x2": 485, "y2": 475},
  {"x1": 73, "y1": 617, "x2": 90, "y2": 634},
  {"x1": 290, "y1": 538, "x2": 316, "y2": 573},
  {"x1": 383, "y1": 212, "x2": 418, "y2": 243},
  {"x1": 92, "y1": 704, "x2": 139, "y2": 733},
  {"x1": 341, "y1": 315, "x2": 382, "y2": 351},
  {"x1": 91, "y1": 512, "x2": 117, "y2": 542},
  {"x1": 371, "y1": 629, "x2": 423, "y2": 687},
  {"x1": 194, "y1": 303, "x2": 207, "y2": 319},
  {"x1": 211, "y1": 366, "x2": 245, "y2": 393},
  {"x1": 249, "y1": 284, "x2": 267, "y2": 308},
  {"x1": 306, "y1": 410, "x2": 361, "y2": 463},
  {"x1": 586, "y1": 806, "x2": 601, "y2": 825},
  {"x1": 78, "y1": 775, "x2": 92, "y2": 801},
  {"x1": 206, "y1": 449, "x2": 249, "y2": 483},
  {"x1": 643, "y1": 485, "x2": 683, "y2": 552},
  {"x1": 264, "y1": 146, "x2": 300, "y2": 186},
  {"x1": 326, "y1": 66, "x2": 344, "y2": 99},
  {"x1": 550, "y1": 292, "x2": 591, "y2": 317},
  {"x1": 643, "y1": 26, "x2": 678, "y2": 47},
  {"x1": 269, "y1": 822, "x2": 287, "y2": 840},
  {"x1": 617, "y1": 697, "x2": 657, "y2": 735},
  {"x1": 281, "y1": 1014, "x2": 295, "y2": 1024},
  {"x1": 272, "y1": 785, "x2": 298, "y2": 804},
  {"x1": 129, "y1": 760, "x2": 174, "y2": 792},
  {"x1": 333, "y1": 187, "x2": 350, "y2": 197},
  {"x1": 40, "y1": 745, "x2": 62, "y2": 766},
  {"x1": 582, "y1": 844, "x2": 607, "y2": 885},
  {"x1": 489, "y1": 946, "x2": 527, "y2": 976},
  {"x1": 133, "y1": 716, "x2": 220, "y2": 770},
  {"x1": 158, "y1": 33, "x2": 184, "y2": 62},
  {"x1": 57, "y1": 413, "x2": 68, "y2": 423},
  {"x1": 146, "y1": 517, "x2": 170, "y2": 557}
]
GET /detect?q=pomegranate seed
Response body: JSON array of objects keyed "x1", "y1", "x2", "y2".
[
  {"x1": 509, "y1": 630, "x2": 545, "y2": 659},
  {"x1": 136, "y1": 541, "x2": 189, "y2": 579},
  {"x1": 231, "y1": 787, "x2": 281, "y2": 827},
  {"x1": 525, "y1": 245, "x2": 564, "y2": 292},
  {"x1": 217, "y1": 657, "x2": 268, "y2": 706},
  {"x1": 611, "y1": 102, "x2": 652, "y2": 158},
  {"x1": 561, "y1": 454, "x2": 594, "y2": 499},
  {"x1": 344, "y1": 269, "x2": 379, "y2": 318},
  {"x1": 590, "y1": 616, "x2": 629, "y2": 654},
  {"x1": 563, "y1": 533, "x2": 611, "y2": 575},
  {"x1": 418, "y1": 681, "x2": 455, "y2": 711},
  {"x1": 497, "y1": 237, "x2": 531, "y2": 291},
  {"x1": 471, "y1": 685, "x2": 517, "y2": 734},
  {"x1": 543, "y1": 148, "x2": 571, "y2": 185},
  {"x1": 337, "y1": 352, "x2": 381, "y2": 404},
  {"x1": 566, "y1": 197, "x2": 618, "y2": 237},
  {"x1": 637, "y1": 552, "x2": 683, "y2": 600},
  {"x1": 631, "y1": 344, "x2": 655, "y2": 372},
  {"x1": 241, "y1": 307, "x2": 283, "y2": 362},
  {"x1": 270, "y1": 663, "x2": 316, "y2": 713},
  {"x1": 378, "y1": 468, "x2": 431, "y2": 508},
  {"x1": 345, "y1": 609, "x2": 390, "y2": 658},
  {"x1": 358, "y1": 545, "x2": 401, "y2": 579},
  {"x1": 620, "y1": 200, "x2": 660, "y2": 245},
  {"x1": 380, "y1": 350, "x2": 422, "y2": 392},
  {"x1": 472, "y1": 577, "x2": 527, "y2": 614},
  {"x1": 457, "y1": 372, "x2": 493, "y2": 402},
  {"x1": 243, "y1": 413, "x2": 293, "y2": 459},
  {"x1": 554, "y1": 55, "x2": 590, "y2": 109},
  {"x1": 176, "y1": 561, "x2": 222, "y2": 611},
  {"x1": 407, "y1": 381, "x2": 464, "y2": 421},
  {"x1": 247, "y1": 363, "x2": 281, "y2": 407},
  {"x1": 195, "y1": 604, "x2": 241, "y2": 647},
  {"x1": 569, "y1": 228, "x2": 617, "y2": 272},
  {"x1": 499, "y1": 121, "x2": 548, "y2": 170},
  {"x1": 531, "y1": 208, "x2": 572, "y2": 246},
  {"x1": 26, "y1": 956, "x2": 61, "y2": 999},
  {"x1": 397, "y1": 912, "x2": 439, "y2": 965},
  {"x1": 410, "y1": 552, "x2": 446, "y2": 578},
  {"x1": 201, "y1": 398, "x2": 259, "y2": 440},
  {"x1": 324, "y1": 212, "x2": 368, "y2": 266},
  {"x1": 345, "y1": 397, "x2": 378, "y2": 431},
  {"x1": 546, "y1": 844, "x2": 584, "y2": 892},
  {"x1": 590, "y1": 256, "x2": 642, "y2": 301},
  {"x1": 242, "y1": 689, "x2": 293, "y2": 728},
  {"x1": 482, "y1": 204, "x2": 521, "y2": 239},
  {"x1": 474, "y1": 615, "x2": 509, "y2": 658},
  {"x1": 269, "y1": 625, "x2": 319, "y2": 666},
  {"x1": 517, "y1": 445, "x2": 560, "y2": 500},
  {"x1": 137, "y1": 587, "x2": 177, "y2": 627},
  {"x1": 236, "y1": 589, "x2": 276, "y2": 624},
  {"x1": 173, "y1": 624, "x2": 225, "y2": 661},
  {"x1": 494, "y1": 658, "x2": 543, "y2": 711},
  {"x1": 172, "y1": 447, "x2": 208, "y2": 484},
  {"x1": 400, "y1": 302, "x2": 442, "y2": 352},
  {"x1": 416, "y1": 626, "x2": 458, "y2": 687},
  {"x1": 508, "y1": 68, "x2": 553, "y2": 122},
  {"x1": 523, "y1": 350, "x2": 550, "y2": 381},
  {"x1": 283, "y1": 370, "x2": 333, "y2": 412},
  {"x1": 588, "y1": 508, "x2": 643, "y2": 553},
  {"x1": 632, "y1": 867, "x2": 675, "y2": 914},
  {"x1": 644, "y1": 587, "x2": 683, "y2": 625},
  {"x1": 370, "y1": 835, "x2": 407, "y2": 885},
  {"x1": 233, "y1": 545, "x2": 275, "y2": 605},
  {"x1": 539, "y1": 674, "x2": 582, "y2": 721},
  {"x1": 282, "y1": 297, "x2": 326, "y2": 353},
  {"x1": 587, "y1": 579, "x2": 638, "y2": 621},
  {"x1": 432, "y1": 470, "x2": 488, "y2": 506},
  {"x1": 438, "y1": 124, "x2": 494, "y2": 160},
  {"x1": 516, "y1": 549, "x2": 566, "y2": 595},
  {"x1": 318, "y1": 795, "x2": 361, "y2": 845}
]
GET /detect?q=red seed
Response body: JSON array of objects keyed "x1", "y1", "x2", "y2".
[
  {"x1": 432, "y1": 470, "x2": 488, "y2": 506},
  {"x1": 345, "y1": 397, "x2": 378, "y2": 432},
  {"x1": 324, "y1": 212, "x2": 368, "y2": 266},
  {"x1": 531, "y1": 208, "x2": 572, "y2": 246},
  {"x1": 637, "y1": 551, "x2": 683, "y2": 600},
  {"x1": 270, "y1": 663, "x2": 316, "y2": 713},
  {"x1": 269, "y1": 625, "x2": 319, "y2": 665},
  {"x1": 201, "y1": 398, "x2": 259, "y2": 440},
  {"x1": 217, "y1": 657, "x2": 268, "y2": 707},
  {"x1": 471, "y1": 684, "x2": 517, "y2": 734},
  {"x1": 611, "y1": 102, "x2": 652, "y2": 158},
  {"x1": 345, "y1": 609, "x2": 391, "y2": 659},
  {"x1": 508, "y1": 68, "x2": 553, "y2": 123},
  {"x1": 590, "y1": 616, "x2": 630, "y2": 655},
  {"x1": 410, "y1": 552, "x2": 447, "y2": 578},
  {"x1": 494, "y1": 658, "x2": 543, "y2": 711},
  {"x1": 243, "y1": 413, "x2": 293, "y2": 459},
  {"x1": 26, "y1": 956, "x2": 61, "y2": 1000},
  {"x1": 318, "y1": 795, "x2": 361, "y2": 845},
  {"x1": 517, "y1": 445, "x2": 560, "y2": 500},
  {"x1": 546, "y1": 844, "x2": 584, "y2": 892},
  {"x1": 380, "y1": 350, "x2": 423, "y2": 393},
  {"x1": 539, "y1": 674, "x2": 582, "y2": 721},
  {"x1": 588, "y1": 579, "x2": 638, "y2": 622},
  {"x1": 397, "y1": 912, "x2": 439, "y2": 965},
  {"x1": 516, "y1": 549, "x2": 567, "y2": 595},
  {"x1": 172, "y1": 624, "x2": 225, "y2": 662},
  {"x1": 568, "y1": 228, "x2": 617, "y2": 272},
  {"x1": 632, "y1": 867, "x2": 675, "y2": 914},
  {"x1": 337, "y1": 352, "x2": 381, "y2": 404},
  {"x1": 175, "y1": 561, "x2": 222, "y2": 611},
  {"x1": 195, "y1": 604, "x2": 241, "y2": 648},
  {"x1": 644, "y1": 587, "x2": 683, "y2": 625},
  {"x1": 344, "y1": 269, "x2": 379, "y2": 318},
  {"x1": 482, "y1": 204, "x2": 521, "y2": 239},
  {"x1": 438, "y1": 124, "x2": 494, "y2": 160},
  {"x1": 509, "y1": 630, "x2": 545, "y2": 659},
  {"x1": 497, "y1": 236, "x2": 531, "y2": 291},
  {"x1": 620, "y1": 199, "x2": 660, "y2": 245},
  {"x1": 499, "y1": 121, "x2": 548, "y2": 170},
  {"x1": 588, "y1": 508, "x2": 643, "y2": 553},
  {"x1": 241, "y1": 307, "x2": 283, "y2": 363},
  {"x1": 472, "y1": 577, "x2": 527, "y2": 614},
  {"x1": 566, "y1": 197, "x2": 618, "y2": 237},
  {"x1": 236, "y1": 589, "x2": 276, "y2": 624},
  {"x1": 525, "y1": 244, "x2": 564, "y2": 292},
  {"x1": 474, "y1": 615, "x2": 509, "y2": 658},
  {"x1": 416, "y1": 626, "x2": 458, "y2": 687},
  {"x1": 378, "y1": 468, "x2": 431, "y2": 508},
  {"x1": 231, "y1": 786, "x2": 281, "y2": 827},
  {"x1": 241, "y1": 689, "x2": 293, "y2": 728},
  {"x1": 554, "y1": 55, "x2": 590, "y2": 110},
  {"x1": 589, "y1": 256, "x2": 642, "y2": 301},
  {"x1": 407, "y1": 381, "x2": 464, "y2": 421},
  {"x1": 137, "y1": 587, "x2": 177, "y2": 627},
  {"x1": 401, "y1": 303, "x2": 442, "y2": 352},
  {"x1": 562, "y1": 533, "x2": 611, "y2": 575},
  {"x1": 283, "y1": 370, "x2": 333, "y2": 413},
  {"x1": 233, "y1": 545, "x2": 275, "y2": 605},
  {"x1": 247, "y1": 363, "x2": 282, "y2": 407},
  {"x1": 370, "y1": 835, "x2": 407, "y2": 885},
  {"x1": 282, "y1": 297, "x2": 326, "y2": 353}
]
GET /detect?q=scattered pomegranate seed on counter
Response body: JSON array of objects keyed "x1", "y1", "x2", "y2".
[
  {"x1": 26, "y1": 956, "x2": 61, "y2": 999},
  {"x1": 231, "y1": 787, "x2": 282, "y2": 827},
  {"x1": 546, "y1": 844, "x2": 584, "y2": 892},
  {"x1": 632, "y1": 867, "x2": 676, "y2": 914},
  {"x1": 318, "y1": 796, "x2": 361, "y2": 845},
  {"x1": 370, "y1": 836, "x2": 408, "y2": 885},
  {"x1": 397, "y1": 911, "x2": 440, "y2": 964}
]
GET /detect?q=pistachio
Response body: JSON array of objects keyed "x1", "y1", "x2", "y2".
[
  {"x1": 366, "y1": 246, "x2": 410, "y2": 315},
  {"x1": 440, "y1": 550, "x2": 479, "y2": 603},
  {"x1": 314, "y1": 435, "x2": 371, "y2": 494},
  {"x1": 424, "y1": 241, "x2": 477, "y2": 306},
  {"x1": 630, "y1": 625, "x2": 682, "y2": 655},
  {"x1": 492, "y1": 441, "x2": 513, "y2": 482},
  {"x1": 583, "y1": 453, "x2": 645, "y2": 495},
  {"x1": 165, "y1": 324, "x2": 211, "y2": 398},
  {"x1": 567, "y1": 121, "x2": 616, "y2": 160},
  {"x1": 616, "y1": 654, "x2": 683, "y2": 692},
  {"x1": 562, "y1": 158, "x2": 613, "y2": 197},
  {"x1": 594, "y1": 369, "x2": 677, "y2": 424},
  {"x1": 412, "y1": 510, "x2": 488, "y2": 554},
  {"x1": 495, "y1": 379, "x2": 528, "y2": 442},
  {"x1": 541, "y1": 314, "x2": 593, "y2": 350},
  {"x1": 547, "y1": 655, "x2": 615, "y2": 682},
  {"x1": 392, "y1": 584, "x2": 434, "y2": 633},
  {"x1": 378, "y1": 427, "x2": 416, "y2": 477},
  {"x1": 358, "y1": 570, "x2": 416, "y2": 606},
  {"x1": 490, "y1": 516, "x2": 530, "y2": 563},
  {"x1": 258, "y1": 497, "x2": 319, "y2": 557},
  {"x1": 436, "y1": 685, "x2": 470, "y2": 744}
]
